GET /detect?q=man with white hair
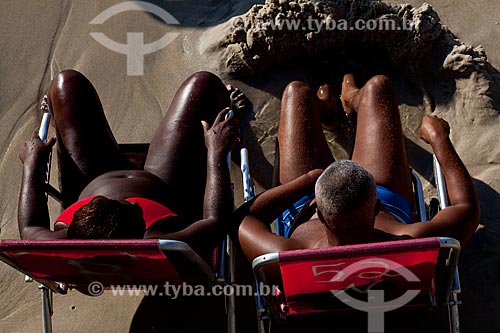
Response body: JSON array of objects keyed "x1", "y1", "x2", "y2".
[{"x1": 237, "y1": 73, "x2": 480, "y2": 265}]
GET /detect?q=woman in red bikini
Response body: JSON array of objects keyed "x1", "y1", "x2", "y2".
[{"x1": 18, "y1": 69, "x2": 248, "y2": 258}]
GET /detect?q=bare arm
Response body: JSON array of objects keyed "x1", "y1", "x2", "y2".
[
  {"x1": 391, "y1": 116, "x2": 480, "y2": 246},
  {"x1": 236, "y1": 169, "x2": 323, "y2": 261},
  {"x1": 238, "y1": 215, "x2": 305, "y2": 261},
  {"x1": 247, "y1": 169, "x2": 323, "y2": 223},
  {"x1": 145, "y1": 109, "x2": 238, "y2": 254},
  {"x1": 18, "y1": 133, "x2": 66, "y2": 239}
]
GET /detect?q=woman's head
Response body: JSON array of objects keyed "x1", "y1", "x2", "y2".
[{"x1": 66, "y1": 196, "x2": 145, "y2": 239}]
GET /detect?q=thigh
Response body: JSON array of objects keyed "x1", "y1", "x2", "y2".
[
  {"x1": 277, "y1": 81, "x2": 334, "y2": 184},
  {"x1": 144, "y1": 71, "x2": 230, "y2": 221},
  {"x1": 48, "y1": 70, "x2": 128, "y2": 206},
  {"x1": 350, "y1": 75, "x2": 414, "y2": 205}
]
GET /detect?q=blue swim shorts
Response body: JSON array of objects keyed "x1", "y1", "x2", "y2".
[
  {"x1": 274, "y1": 193, "x2": 315, "y2": 238},
  {"x1": 376, "y1": 185, "x2": 412, "y2": 224}
]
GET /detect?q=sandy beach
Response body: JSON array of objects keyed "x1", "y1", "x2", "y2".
[{"x1": 0, "y1": 1, "x2": 499, "y2": 332}]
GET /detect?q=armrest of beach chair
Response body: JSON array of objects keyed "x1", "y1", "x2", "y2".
[
  {"x1": 0, "y1": 239, "x2": 216, "y2": 294},
  {"x1": 36, "y1": 112, "x2": 63, "y2": 204},
  {"x1": 252, "y1": 237, "x2": 460, "y2": 323}
]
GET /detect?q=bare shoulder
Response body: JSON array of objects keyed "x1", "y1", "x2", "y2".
[
  {"x1": 290, "y1": 218, "x2": 329, "y2": 248},
  {"x1": 374, "y1": 211, "x2": 425, "y2": 239}
]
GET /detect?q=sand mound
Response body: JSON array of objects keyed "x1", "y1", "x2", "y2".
[{"x1": 219, "y1": 0, "x2": 442, "y2": 77}]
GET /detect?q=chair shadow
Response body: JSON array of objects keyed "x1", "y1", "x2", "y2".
[{"x1": 130, "y1": 292, "x2": 228, "y2": 333}]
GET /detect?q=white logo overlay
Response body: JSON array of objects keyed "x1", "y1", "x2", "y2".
[
  {"x1": 329, "y1": 258, "x2": 421, "y2": 333},
  {"x1": 89, "y1": 1, "x2": 180, "y2": 76}
]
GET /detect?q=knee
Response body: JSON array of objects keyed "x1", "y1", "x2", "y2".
[
  {"x1": 283, "y1": 81, "x2": 314, "y2": 99},
  {"x1": 49, "y1": 69, "x2": 90, "y2": 95},
  {"x1": 182, "y1": 71, "x2": 227, "y2": 104},
  {"x1": 280, "y1": 81, "x2": 316, "y2": 122},
  {"x1": 363, "y1": 75, "x2": 393, "y2": 95},
  {"x1": 184, "y1": 71, "x2": 223, "y2": 89}
]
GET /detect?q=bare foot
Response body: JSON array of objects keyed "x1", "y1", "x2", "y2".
[
  {"x1": 340, "y1": 74, "x2": 360, "y2": 115},
  {"x1": 316, "y1": 84, "x2": 342, "y2": 131},
  {"x1": 227, "y1": 85, "x2": 250, "y2": 121}
]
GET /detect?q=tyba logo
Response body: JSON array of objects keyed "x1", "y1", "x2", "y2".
[
  {"x1": 90, "y1": 1, "x2": 180, "y2": 76},
  {"x1": 328, "y1": 258, "x2": 421, "y2": 333}
]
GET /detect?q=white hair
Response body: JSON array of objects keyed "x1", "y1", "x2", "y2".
[{"x1": 315, "y1": 160, "x2": 376, "y2": 225}]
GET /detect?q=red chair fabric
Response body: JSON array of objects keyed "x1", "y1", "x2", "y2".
[
  {"x1": 0, "y1": 239, "x2": 182, "y2": 292},
  {"x1": 276, "y1": 238, "x2": 443, "y2": 318}
]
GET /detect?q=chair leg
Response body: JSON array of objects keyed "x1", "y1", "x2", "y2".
[
  {"x1": 40, "y1": 285, "x2": 53, "y2": 333},
  {"x1": 226, "y1": 280, "x2": 236, "y2": 333},
  {"x1": 257, "y1": 314, "x2": 270, "y2": 333},
  {"x1": 448, "y1": 292, "x2": 461, "y2": 333}
]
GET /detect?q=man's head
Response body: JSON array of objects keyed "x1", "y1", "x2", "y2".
[
  {"x1": 315, "y1": 160, "x2": 378, "y2": 243},
  {"x1": 66, "y1": 196, "x2": 146, "y2": 239}
]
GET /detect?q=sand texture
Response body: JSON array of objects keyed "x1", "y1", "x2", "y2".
[{"x1": 1, "y1": 1, "x2": 499, "y2": 332}]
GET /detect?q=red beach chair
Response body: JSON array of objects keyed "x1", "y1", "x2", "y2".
[
  {"x1": 253, "y1": 236, "x2": 460, "y2": 332},
  {"x1": 0, "y1": 239, "x2": 217, "y2": 332}
]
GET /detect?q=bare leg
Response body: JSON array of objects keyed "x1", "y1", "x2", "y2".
[
  {"x1": 341, "y1": 74, "x2": 414, "y2": 205},
  {"x1": 278, "y1": 81, "x2": 335, "y2": 184},
  {"x1": 48, "y1": 70, "x2": 129, "y2": 207},
  {"x1": 144, "y1": 71, "x2": 232, "y2": 222}
]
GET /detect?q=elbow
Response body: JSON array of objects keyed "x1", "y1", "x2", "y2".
[
  {"x1": 237, "y1": 219, "x2": 255, "y2": 261},
  {"x1": 458, "y1": 204, "x2": 481, "y2": 248},
  {"x1": 19, "y1": 225, "x2": 38, "y2": 240},
  {"x1": 237, "y1": 216, "x2": 272, "y2": 262},
  {"x1": 19, "y1": 227, "x2": 30, "y2": 240},
  {"x1": 18, "y1": 226, "x2": 58, "y2": 240}
]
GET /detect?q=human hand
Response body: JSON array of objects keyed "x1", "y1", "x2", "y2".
[
  {"x1": 419, "y1": 115, "x2": 450, "y2": 144},
  {"x1": 19, "y1": 131, "x2": 56, "y2": 167},
  {"x1": 202, "y1": 108, "x2": 240, "y2": 156}
]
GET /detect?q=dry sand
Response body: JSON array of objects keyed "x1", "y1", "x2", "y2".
[{"x1": 0, "y1": 0, "x2": 499, "y2": 332}]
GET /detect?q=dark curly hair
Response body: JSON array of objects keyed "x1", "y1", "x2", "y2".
[{"x1": 66, "y1": 196, "x2": 146, "y2": 239}]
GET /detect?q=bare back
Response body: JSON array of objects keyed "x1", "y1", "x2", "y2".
[{"x1": 290, "y1": 218, "x2": 331, "y2": 248}]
